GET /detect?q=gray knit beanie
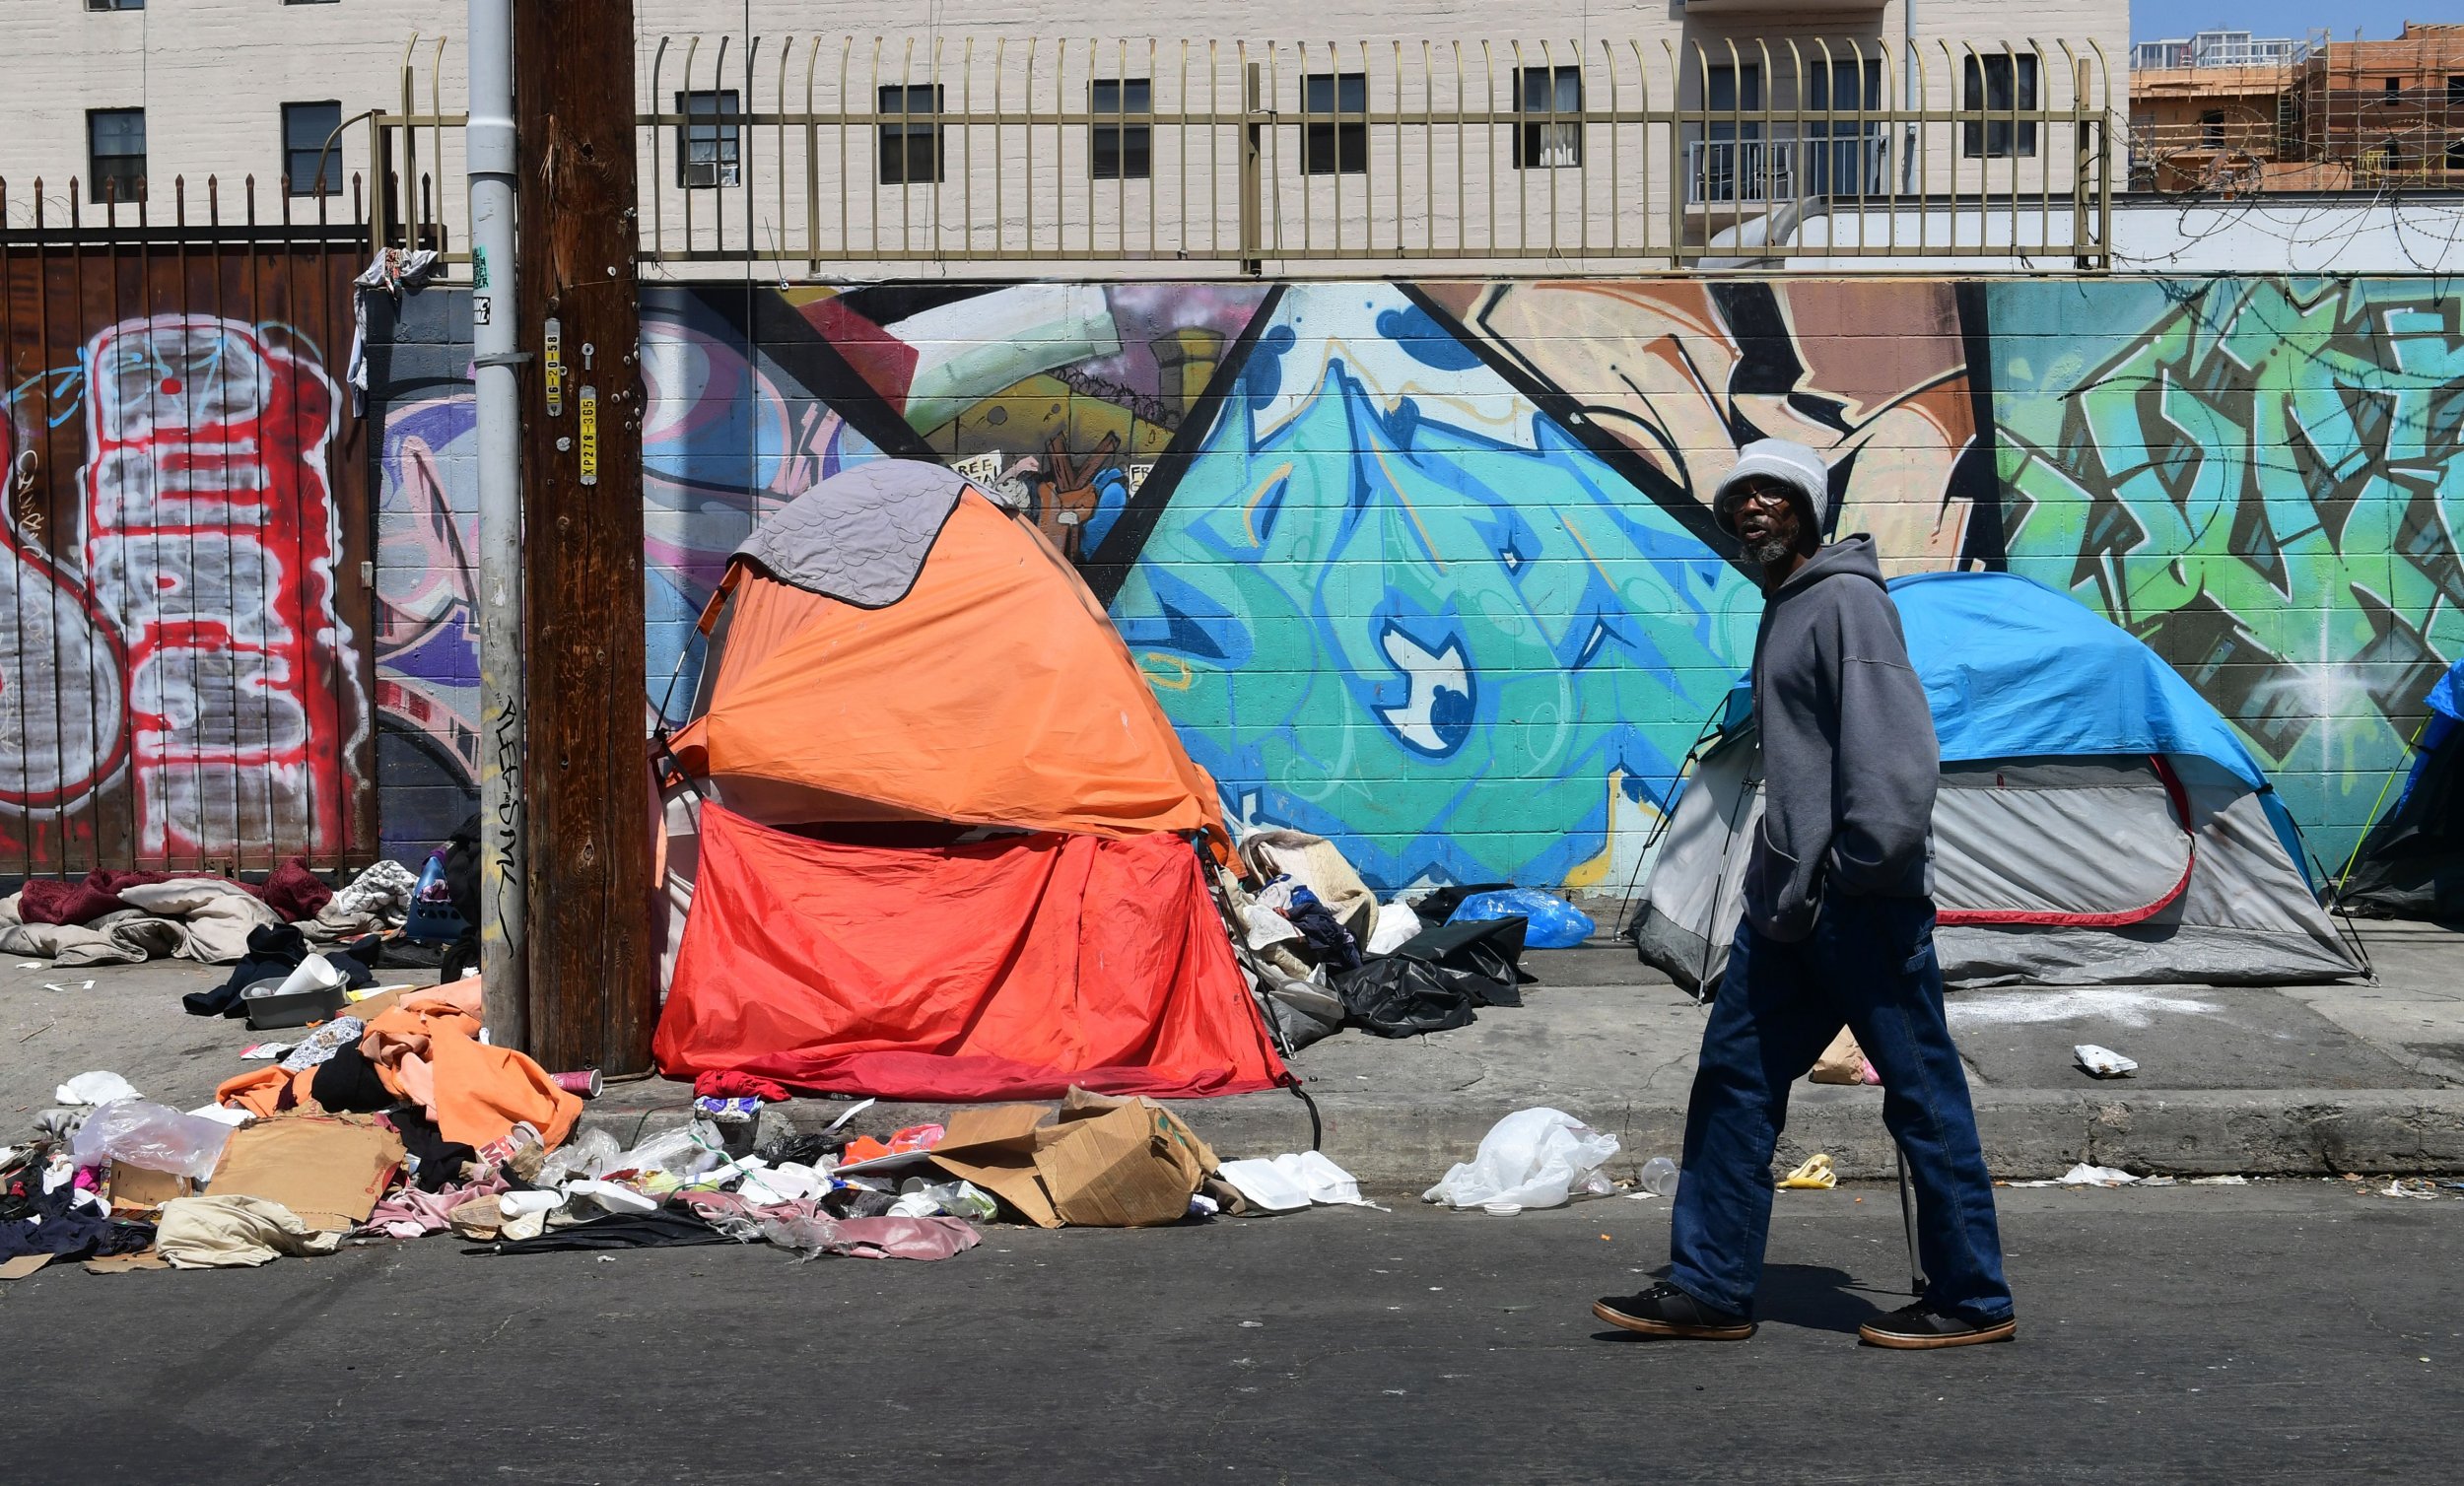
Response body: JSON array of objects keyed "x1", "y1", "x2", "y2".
[{"x1": 1711, "y1": 439, "x2": 1831, "y2": 548}]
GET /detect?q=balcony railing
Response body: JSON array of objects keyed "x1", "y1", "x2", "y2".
[{"x1": 368, "y1": 33, "x2": 2116, "y2": 274}]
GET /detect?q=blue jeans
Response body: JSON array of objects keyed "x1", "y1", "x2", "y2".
[{"x1": 1667, "y1": 893, "x2": 2013, "y2": 1323}]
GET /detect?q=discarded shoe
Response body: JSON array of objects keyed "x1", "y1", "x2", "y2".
[
  {"x1": 1592, "y1": 1283, "x2": 1756, "y2": 1340},
  {"x1": 1857, "y1": 1301, "x2": 2018, "y2": 1349}
]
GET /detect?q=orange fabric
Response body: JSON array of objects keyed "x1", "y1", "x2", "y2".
[
  {"x1": 216, "y1": 1065, "x2": 318, "y2": 1118},
  {"x1": 652, "y1": 805, "x2": 1286, "y2": 1102},
  {"x1": 355, "y1": 979, "x2": 576, "y2": 1150},
  {"x1": 672, "y1": 494, "x2": 1226, "y2": 842},
  {"x1": 421, "y1": 1033, "x2": 582, "y2": 1151}
]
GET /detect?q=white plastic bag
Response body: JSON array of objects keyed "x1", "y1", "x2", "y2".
[
  {"x1": 1423, "y1": 1108, "x2": 1619, "y2": 1215},
  {"x1": 55, "y1": 1070, "x2": 143, "y2": 1107},
  {"x1": 69, "y1": 1100, "x2": 233, "y2": 1181},
  {"x1": 1366, "y1": 899, "x2": 1424, "y2": 957}
]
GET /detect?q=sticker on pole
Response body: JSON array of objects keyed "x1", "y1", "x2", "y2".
[
  {"x1": 543, "y1": 317, "x2": 566, "y2": 418},
  {"x1": 578, "y1": 384, "x2": 598, "y2": 486}
]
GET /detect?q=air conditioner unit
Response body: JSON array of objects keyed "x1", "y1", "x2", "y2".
[{"x1": 683, "y1": 160, "x2": 740, "y2": 188}]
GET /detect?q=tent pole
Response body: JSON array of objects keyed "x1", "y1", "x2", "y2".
[{"x1": 2331, "y1": 715, "x2": 2428, "y2": 900}]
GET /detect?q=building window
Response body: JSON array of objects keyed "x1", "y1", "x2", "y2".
[
  {"x1": 676, "y1": 90, "x2": 741, "y2": 188},
  {"x1": 2450, "y1": 76, "x2": 2464, "y2": 103},
  {"x1": 1694, "y1": 63, "x2": 1764, "y2": 202},
  {"x1": 86, "y1": 0, "x2": 145, "y2": 11},
  {"x1": 2383, "y1": 77, "x2": 2402, "y2": 99},
  {"x1": 1962, "y1": 53, "x2": 2039, "y2": 159},
  {"x1": 2200, "y1": 109, "x2": 2226, "y2": 148},
  {"x1": 2448, "y1": 137, "x2": 2464, "y2": 172},
  {"x1": 1807, "y1": 58, "x2": 1883, "y2": 195},
  {"x1": 1302, "y1": 72, "x2": 1367, "y2": 175},
  {"x1": 87, "y1": 108, "x2": 146, "y2": 204},
  {"x1": 1514, "y1": 66, "x2": 1582, "y2": 169},
  {"x1": 877, "y1": 85, "x2": 943, "y2": 185},
  {"x1": 282, "y1": 101, "x2": 343, "y2": 197},
  {"x1": 1091, "y1": 79, "x2": 1151, "y2": 180}
]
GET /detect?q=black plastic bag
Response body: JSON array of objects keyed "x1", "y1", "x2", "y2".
[
  {"x1": 1390, "y1": 916, "x2": 1533, "y2": 1007},
  {"x1": 1333, "y1": 956, "x2": 1479, "y2": 1039}
]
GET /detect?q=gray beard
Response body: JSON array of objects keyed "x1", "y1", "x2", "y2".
[{"x1": 1745, "y1": 534, "x2": 1796, "y2": 567}]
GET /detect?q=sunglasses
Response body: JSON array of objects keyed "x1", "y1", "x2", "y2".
[{"x1": 1723, "y1": 484, "x2": 1797, "y2": 513}]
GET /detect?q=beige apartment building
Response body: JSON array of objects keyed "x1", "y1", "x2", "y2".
[{"x1": 7, "y1": 1, "x2": 2128, "y2": 270}]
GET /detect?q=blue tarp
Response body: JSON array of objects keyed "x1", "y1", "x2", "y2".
[
  {"x1": 1887, "y1": 571, "x2": 2272, "y2": 789},
  {"x1": 1705, "y1": 570, "x2": 2311, "y2": 881}
]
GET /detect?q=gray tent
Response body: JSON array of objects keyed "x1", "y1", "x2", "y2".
[{"x1": 1629, "y1": 574, "x2": 2363, "y2": 991}]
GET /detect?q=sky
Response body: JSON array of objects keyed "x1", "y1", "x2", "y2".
[{"x1": 2131, "y1": 1, "x2": 2430, "y2": 42}]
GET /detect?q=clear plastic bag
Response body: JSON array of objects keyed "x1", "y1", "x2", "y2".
[
  {"x1": 1423, "y1": 1107, "x2": 1620, "y2": 1214},
  {"x1": 537, "y1": 1126, "x2": 622, "y2": 1186},
  {"x1": 602, "y1": 1118, "x2": 728, "y2": 1192},
  {"x1": 69, "y1": 1099, "x2": 234, "y2": 1181},
  {"x1": 889, "y1": 1178, "x2": 998, "y2": 1221}
]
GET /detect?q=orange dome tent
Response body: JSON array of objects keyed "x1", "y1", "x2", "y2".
[{"x1": 651, "y1": 460, "x2": 1285, "y2": 1102}]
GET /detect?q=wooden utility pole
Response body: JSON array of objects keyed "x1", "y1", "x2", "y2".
[{"x1": 512, "y1": 0, "x2": 654, "y2": 1075}]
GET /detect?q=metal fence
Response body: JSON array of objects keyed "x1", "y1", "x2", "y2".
[
  {"x1": 0, "y1": 177, "x2": 377, "y2": 877},
  {"x1": 376, "y1": 34, "x2": 2116, "y2": 276}
]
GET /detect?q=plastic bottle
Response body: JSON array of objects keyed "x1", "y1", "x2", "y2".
[{"x1": 1639, "y1": 1156, "x2": 1681, "y2": 1199}]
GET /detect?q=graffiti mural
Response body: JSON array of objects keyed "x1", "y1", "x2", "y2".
[
  {"x1": 1110, "y1": 283, "x2": 1760, "y2": 889},
  {"x1": 3, "y1": 291, "x2": 374, "y2": 875},
  {"x1": 353, "y1": 273, "x2": 2464, "y2": 891},
  {"x1": 371, "y1": 376, "x2": 480, "y2": 857},
  {"x1": 1993, "y1": 278, "x2": 2464, "y2": 851}
]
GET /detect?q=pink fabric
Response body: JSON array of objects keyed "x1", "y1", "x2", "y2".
[
  {"x1": 362, "y1": 1172, "x2": 511, "y2": 1240},
  {"x1": 674, "y1": 1191, "x2": 979, "y2": 1260}
]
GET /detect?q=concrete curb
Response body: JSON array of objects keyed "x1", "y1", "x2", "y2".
[{"x1": 576, "y1": 1085, "x2": 2464, "y2": 1193}]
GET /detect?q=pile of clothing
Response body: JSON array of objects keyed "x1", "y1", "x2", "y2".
[
  {"x1": 1226, "y1": 831, "x2": 1554, "y2": 1048},
  {"x1": 1, "y1": 1028, "x2": 1374, "y2": 1279},
  {"x1": 0, "y1": 858, "x2": 422, "y2": 969}
]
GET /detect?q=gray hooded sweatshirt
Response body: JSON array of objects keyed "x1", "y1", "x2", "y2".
[{"x1": 1743, "y1": 534, "x2": 1939, "y2": 942}]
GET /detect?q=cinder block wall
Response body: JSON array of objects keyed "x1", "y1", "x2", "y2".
[{"x1": 367, "y1": 276, "x2": 2463, "y2": 891}]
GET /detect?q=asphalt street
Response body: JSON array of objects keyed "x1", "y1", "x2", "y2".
[{"x1": 2, "y1": 1183, "x2": 2455, "y2": 1483}]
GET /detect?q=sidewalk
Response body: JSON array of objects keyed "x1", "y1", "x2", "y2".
[{"x1": 8, "y1": 923, "x2": 2461, "y2": 1192}]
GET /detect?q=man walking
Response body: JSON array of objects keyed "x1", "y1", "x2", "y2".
[{"x1": 1595, "y1": 439, "x2": 2015, "y2": 1349}]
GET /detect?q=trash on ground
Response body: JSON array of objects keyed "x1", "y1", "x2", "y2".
[
  {"x1": 1638, "y1": 1156, "x2": 1681, "y2": 1198},
  {"x1": 2188, "y1": 1175, "x2": 2250, "y2": 1185},
  {"x1": 2375, "y1": 1178, "x2": 2442, "y2": 1200},
  {"x1": 2074, "y1": 1044, "x2": 2138, "y2": 1079},
  {"x1": 1216, "y1": 1152, "x2": 1375, "y2": 1212},
  {"x1": 2008, "y1": 1162, "x2": 2146, "y2": 1187},
  {"x1": 1809, "y1": 1028, "x2": 1881, "y2": 1086},
  {"x1": 1424, "y1": 1108, "x2": 1619, "y2": 1215},
  {"x1": 55, "y1": 1071, "x2": 143, "y2": 1107},
  {"x1": 1778, "y1": 1153, "x2": 1838, "y2": 1189}
]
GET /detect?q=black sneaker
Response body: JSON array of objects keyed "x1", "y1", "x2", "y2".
[
  {"x1": 1858, "y1": 1301, "x2": 2018, "y2": 1350},
  {"x1": 1592, "y1": 1283, "x2": 1756, "y2": 1340}
]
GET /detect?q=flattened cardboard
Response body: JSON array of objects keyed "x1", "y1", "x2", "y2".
[
  {"x1": 0, "y1": 1254, "x2": 52, "y2": 1281},
  {"x1": 925, "y1": 1104, "x2": 1061, "y2": 1229},
  {"x1": 205, "y1": 1113, "x2": 406, "y2": 1231},
  {"x1": 83, "y1": 1252, "x2": 171, "y2": 1274}
]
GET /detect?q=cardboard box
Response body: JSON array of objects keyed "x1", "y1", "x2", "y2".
[
  {"x1": 924, "y1": 1089, "x2": 1217, "y2": 1230},
  {"x1": 105, "y1": 1163, "x2": 194, "y2": 1214},
  {"x1": 205, "y1": 1113, "x2": 407, "y2": 1231}
]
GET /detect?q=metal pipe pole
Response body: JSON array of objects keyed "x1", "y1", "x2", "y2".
[{"x1": 467, "y1": 0, "x2": 527, "y2": 1049}]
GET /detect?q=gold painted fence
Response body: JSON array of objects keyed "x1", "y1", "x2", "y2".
[{"x1": 378, "y1": 34, "x2": 2118, "y2": 276}]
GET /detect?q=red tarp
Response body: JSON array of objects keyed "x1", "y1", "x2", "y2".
[{"x1": 653, "y1": 805, "x2": 1287, "y2": 1102}]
